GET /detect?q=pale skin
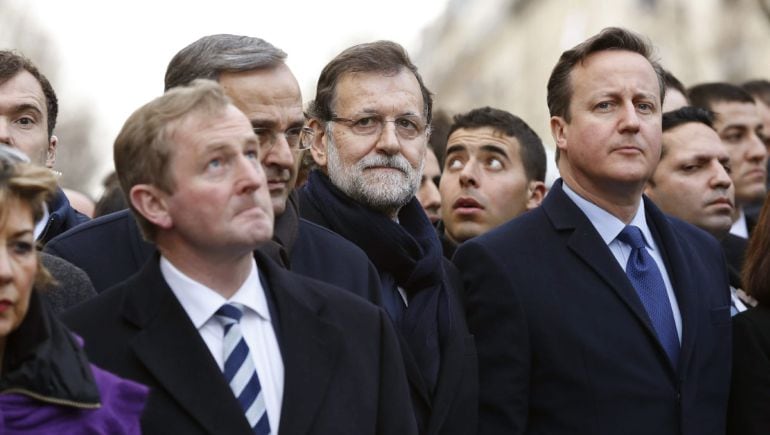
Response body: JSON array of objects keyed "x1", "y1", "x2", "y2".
[
  {"x1": 0, "y1": 199, "x2": 38, "y2": 372},
  {"x1": 310, "y1": 69, "x2": 427, "y2": 220},
  {"x1": 440, "y1": 126, "x2": 545, "y2": 243},
  {"x1": 0, "y1": 70, "x2": 57, "y2": 168},
  {"x1": 130, "y1": 105, "x2": 273, "y2": 299},
  {"x1": 551, "y1": 50, "x2": 663, "y2": 223}
]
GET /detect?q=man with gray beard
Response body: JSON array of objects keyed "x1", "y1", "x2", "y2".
[{"x1": 298, "y1": 40, "x2": 477, "y2": 435}]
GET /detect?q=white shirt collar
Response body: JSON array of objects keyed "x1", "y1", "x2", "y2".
[
  {"x1": 729, "y1": 208, "x2": 749, "y2": 238},
  {"x1": 160, "y1": 256, "x2": 271, "y2": 329},
  {"x1": 562, "y1": 181, "x2": 656, "y2": 249}
]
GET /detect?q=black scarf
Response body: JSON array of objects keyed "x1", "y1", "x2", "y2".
[{"x1": 304, "y1": 170, "x2": 448, "y2": 392}]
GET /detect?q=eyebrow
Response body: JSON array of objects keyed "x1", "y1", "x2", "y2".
[
  {"x1": 12, "y1": 103, "x2": 43, "y2": 116},
  {"x1": 478, "y1": 144, "x2": 511, "y2": 159},
  {"x1": 11, "y1": 229, "x2": 34, "y2": 238}
]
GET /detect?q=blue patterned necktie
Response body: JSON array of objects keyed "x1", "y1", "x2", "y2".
[
  {"x1": 617, "y1": 225, "x2": 680, "y2": 366},
  {"x1": 215, "y1": 303, "x2": 271, "y2": 435}
]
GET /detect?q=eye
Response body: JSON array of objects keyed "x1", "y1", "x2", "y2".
[
  {"x1": 722, "y1": 163, "x2": 732, "y2": 174},
  {"x1": 207, "y1": 157, "x2": 224, "y2": 170},
  {"x1": 395, "y1": 117, "x2": 418, "y2": 131},
  {"x1": 12, "y1": 240, "x2": 34, "y2": 255},
  {"x1": 637, "y1": 102, "x2": 654, "y2": 113},
  {"x1": 354, "y1": 116, "x2": 377, "y2": 127},
  {"x1": 16, "y1": 116, "x2": 36, "y2": 127},
  {"x1": 285, "y1": 127, "x2": 302, "y2": 139},
  {"x1": 244, "y1": 148, "x2": 259, "y2": 161},
  {"x1": 486, "y1": 157, "x2": 504, "y2": 171},
  {"x1": 595, "y1": 101, "x2": 614, "y2": 111},
  {"x1": 446, "y1": 157, "x2": 464, "y2": 171},
  {"x1": 681, "y1": 164, "x2": 700, "y2": 173},
  {"x1": 253, "y1": 127, "x2": 273, "y2": 144}
]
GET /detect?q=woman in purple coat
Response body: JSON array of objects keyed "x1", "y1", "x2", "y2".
[{"x1": 0, "y1": 158, "x2": 147, "y2": 434}]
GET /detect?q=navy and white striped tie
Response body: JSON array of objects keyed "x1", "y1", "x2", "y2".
[{"x1": 215, "y1": 303, "x2": 270, "y2": 435}]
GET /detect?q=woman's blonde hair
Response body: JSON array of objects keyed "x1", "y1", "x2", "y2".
[{"x1": 0, "y1": 159, "x2": 58, "y2": 287}]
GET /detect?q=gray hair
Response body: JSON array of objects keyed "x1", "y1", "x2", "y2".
[{"x1": 164, "y1": 34, "x2": 287, "y2": 91}]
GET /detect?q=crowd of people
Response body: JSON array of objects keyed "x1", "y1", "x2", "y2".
[{"x1": 0, "y1": 25, "x2": 768, "y2": 434}]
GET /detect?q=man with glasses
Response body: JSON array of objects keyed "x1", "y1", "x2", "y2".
[
  {"x1": 45, "y1": 35, "x2": 382, "y2": 303},
  {"x1": 300, "y1": 40, "x2": 477, "y2": 435}
]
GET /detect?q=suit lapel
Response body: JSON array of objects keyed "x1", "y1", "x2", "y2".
[
  {"x1": 545, "y1": 181, "x2": 677, "y2": 375},
  {"x1": 122, "y1": 256, "x2": 252, "y2": 434},
  {"x1": 262, "y1": 256, "x2": 343, "y2": 435},
  {"x1": 644, "y1": 199, "x2": 698, "y2": 376}
]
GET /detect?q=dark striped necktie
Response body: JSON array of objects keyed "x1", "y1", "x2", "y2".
[{"x1": 215, "y1": 303, "x2": 271, "y2": 435}]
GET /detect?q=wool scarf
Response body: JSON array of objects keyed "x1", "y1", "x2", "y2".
[{"x1": 304, "y1": 170, "x2": 449, "y2": 392}]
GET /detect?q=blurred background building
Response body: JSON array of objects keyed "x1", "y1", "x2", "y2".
[
  {"x1": 415, "y1": 0, "x2": 770, "y2": 182},
  {"x1": 1, "y1": 0, "x2": 768, "y2": 193}
]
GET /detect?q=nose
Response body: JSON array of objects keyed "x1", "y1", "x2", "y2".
[
  {"x1": 420, "y1": 179, "x2": 441, "y2": 210},
  {"x1": 710, "y1": 161, "x2": 733, "y2": 190},
  {"x1": 746, "y1": 131, "x2": 768, "y2": 164},
  {"x1": 374, "y1": 121, "x2": 401, "y2": 156},
  {"x1": 262, "y1": 133, "x2": 295, "y2": 173},
  {"x1": 0, "y1": 247, "x2": 12, "y2": 286},
  {"x1": 236, "y1": 154, "x2": 267, "y2": 195},
  {"x1": 459, "y1": 159, "x2": 480, "y2": 188},
  {"x1": 618, "y1": 101, "x2": 641, "y2": 133},
  {"x1": 0, "y1": 118, "x2": 11, "y2": 146}
]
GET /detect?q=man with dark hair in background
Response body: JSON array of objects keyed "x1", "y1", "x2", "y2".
[
  {"x1": 645, "y1": 106, "x2": 753, "y2": 310},
  {"x1": 45, "y1": 35, "x2": 382, "y2": 303},
  {"x1": 689, "y1": 82, "x2": 767, "y2": 238},
  {"x1": 0, "y1": 50, "x2": 88, "y2": 243},
  {"x1": 662, "y1": 69, "x2": 689, "y2": 112},
  {"x1": 301, "y1": 40, "x2": 477, "y2": 435},
  {"x1": 438, "y1": 106, "x2": 546, "y2": 258},
  {"x1": 454, "y1": 28, "x2": 731, "y2": 434},
  {"x1": 416, "y1": 145, "x2": 442, "y2": 225}
]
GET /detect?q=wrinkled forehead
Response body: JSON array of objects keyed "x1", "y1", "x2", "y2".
[{"x1": 331, "y1": 69, "x2": 424, "y2": 116}]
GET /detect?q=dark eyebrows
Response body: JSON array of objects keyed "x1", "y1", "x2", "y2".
[
  {"x1": 13, "y1": 103, "x2": 43, "y2": 117},
  {"x1": 479, "y1": 144, "x2": 511, "y2": 160},
  {"x1": 445, "y1": 144, "x2": 467, "y2": 156}
]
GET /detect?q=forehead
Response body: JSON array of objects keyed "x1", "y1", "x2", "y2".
[
  {"x1": 218, "y1": 64, "x2": 303, "y2": 124},
  {"x1": 332, "y1": 69, "x2": 423, "y2": 115},
  {"x1": 169, "y1": 104, "x2": 254, "y2": 154},
  {"x1": 663, "y1": 122, "x2": 727, "y2": 160},
  {"x1": 0, "y1": 70, "x2": 47, "y2": 117},
  {"x1": 447, "y1": 126, "x2": 521, "y2": 158},
  {"x1": 711, "y1": 101, "x2": 761, "y2": 130},
  {"x1": 570, "y1": 50, "x2": 660, "y2": 102}
]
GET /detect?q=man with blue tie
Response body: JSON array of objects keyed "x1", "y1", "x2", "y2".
[
  {"x1": 63, "y1": 80, "x2": 416, "y2": 434},
  {"x1": 453, "y1": 27, "x2": 731, "y2": 435}
]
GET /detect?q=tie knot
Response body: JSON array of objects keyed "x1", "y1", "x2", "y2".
[
  {"x1": 617, "y1": 225, "x2": 646, "y2": 249},
  {"x1": 215, "y1": 303, "x2": 244, "y2": 325}
]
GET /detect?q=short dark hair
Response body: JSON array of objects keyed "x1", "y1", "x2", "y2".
[
  {"x1": 164, "y1": 34, "x2": 286, "y2": 91},
  {"x1": 662, "y1": 106, "x2": 714, "y2": 132},
  {"x1": 546, "y1": 27, "x2": 665, "y2": 122},
  {"x1": 448, "y1": 106, "x2": 546, "y2": 182},
  {"x1": 546, "y1": 27, "x2": 665, "y2": 162},
  {"x1": 688, "y1": 82, "x2": 755, "y2": 111},
  {"x1": 307, "y1": 40, "x2": 433, "y2": 124},
  {"x1": 660, "y1": 106, "x2": 715, "y2": 159},
  {"x1": 0, "y1": 50, "x2": 58, "y2": 137},
  {"x1": 742, "y1": 191, "x2": 770, "y2": 304},
  {"x1": 742, "y1": 79, "x2": 770, "y2": 107},
  {"x1": 662, "y1": 69, "x2": 687, "y2": 97}
]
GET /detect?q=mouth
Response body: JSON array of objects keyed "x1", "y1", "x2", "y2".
[
  {"x1": 0, "y1": 300, "x2": 12, "y2": 313},
  {"x1": 453, "y1": 196, "x2": 484, "y2": 215},
  {"x1": 706, "y1": 197, "x2": 734, "y2": 211},
  {"x1": 267, "y1": 178, "x2": 289, "y2": 191}
]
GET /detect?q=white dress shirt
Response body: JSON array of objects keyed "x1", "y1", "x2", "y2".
[
  {"x1": 562, "y1": 182, "x2": 682, "y2": 341},
  {"x1": 729, "y1": 208, "x2": 749, "y2": 238},
  {"x1": 161, "y1": 256, "x2": 284, "y2": 433}
]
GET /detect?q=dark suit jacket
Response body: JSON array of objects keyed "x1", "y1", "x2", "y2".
[
  {"x1": 45, "y1": 209, "x2": 381, "y2": 304},
  {"x1": 721, "y1": 233, "x2": 748, "y2": 289},
  {"x1": 727, "y1": 304, "x2": 770, "y2": 435},
  {"x1": 728, "y1": 304, "x2": 770, "y2": 435},
  {"x1": 62, "y1": 251, "x2": 416, "y2": 435},
  {"x1": 453, "y1": 180, "x2": 732, "y2": 435},
  {"x1": 298, "y1": 189, "x2": 478, "y2": 435}
]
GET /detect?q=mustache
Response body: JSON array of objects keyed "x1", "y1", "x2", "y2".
[
  {"x1": 356, "y1": 154, "x2": 412, "y2": 174},
  {"x1": 263, "y1": 166, "x2": 291, "y2": 182}
]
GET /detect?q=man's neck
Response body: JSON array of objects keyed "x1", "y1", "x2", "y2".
[
  {"x1": 561, "y1": 173, "x2": 642, "y2": 224},
  {"x1": 157, "y1": 241, "x2": 254, "y2": 299}
]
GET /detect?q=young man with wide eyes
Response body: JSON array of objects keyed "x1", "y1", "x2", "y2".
[{"x1": 438, "y1": 106, "x2": 546, "y2": 258}]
